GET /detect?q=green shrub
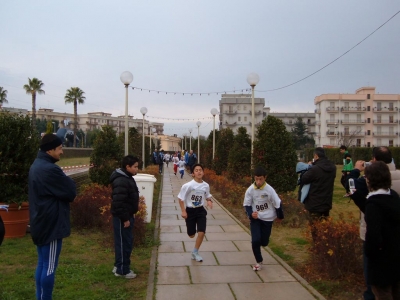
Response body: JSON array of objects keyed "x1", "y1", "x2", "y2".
[{"x1": 0, "y1": 113, "x2": 39, "y2": 205}]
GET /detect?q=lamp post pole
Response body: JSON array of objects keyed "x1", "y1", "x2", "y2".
[
  {"x1": 196, "y1": 121, "x2": 201, "y2": 163},
  {"x1": 210, "y1": 108, "x2": 218, "y2": 159},
  {"x1": 140, "y1": 107, "x2": 147, "y2": 169},
  {"x1": 247, "y1": 73, "x2": 260, "y2": 167},
  {"x1": 52, "y1": 122, "x2": 55, "y2": 133},
  {"x1": 120, "y1": 71, "x2": 133, "y2": 156},
  {"x1": 189, "y1": 129, "x2": 192, "y2": 151}
]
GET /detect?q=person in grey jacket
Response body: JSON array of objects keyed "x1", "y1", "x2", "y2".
[{"x1": 29, "y1": 134, "x2": 76, "y2": 300}]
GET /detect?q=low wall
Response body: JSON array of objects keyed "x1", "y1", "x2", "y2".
[{"x1": 62, "y1": 148, "x2": 93, "y2": 158}]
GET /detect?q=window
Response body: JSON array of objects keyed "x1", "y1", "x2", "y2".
[
  {"x1": 377, "y1": 115, "x2": 381, "y2": 123},
  {"x1": 389, "y1": 115, "x2": 394, "y2": 123},
  {"x1": 344, "y1": 127, "x2": 349, "y2": 135},
  {"x1": 367, "y1": 94, "x2": 370, "y2": 99},
  {"x1": 356, "y1": 139, "x2": 361, "y2": 147},
  {"x1": 243, "y1": 105, "x2": 247, "y2": 110},
  {"x1": 357, "y1": 102, "x2": 362, "y2": 110},
  {"x1": 344, "y1": 114, "x2": 349, "y2": 122},
  {"x1": 367, "y1": 142, "x2": 371, "y2": 147},
  {"x1": 229, "y1": 105, "x2": 233, "y2": 112},
  {"x1": 344, "y1": 102, "x2": 349, "y2": 110},
  {"x1": 330, "y1": 114, "x2": 335, "y2": 122},
  {"x1": 367, "y1": 130, "x2": 371, "y2": 135},
  {"x1": 244, "y1": 116, "x2": 247, "y2": 122},
  {"x1": 307, "y1": 119, "x2": 311, "y2": 124},
  {"x1": 389, "y1": 127, "x2": 394, "y2": 135},
  {"x1": 238, "y1": 116, "x2": 241, "y2": 121},
  {"x1": 389, "y1": 103, "x2": 394, "y2": 111},
  {"x1": 237, "y1": 105, "x2": 241, "y2": 111},
  {"x1": 377, "y1": 139, "x2": 381, "y2": 146},
  {"x1": 357, "y1": 114, "x2": 361, "y2": 122},
  {"x1": 377, "y1": 103, "x2": 382, "y2": 111},
  {"x1": 389, "y1": 140, "x2": 394, "y2": 147},
  {"x1": 367, "y1": 118, "x2": 371, "y2": 123},
  {"x1": 330, "y1": 138, "x2": 334, "y2": 145},
  {"x1": 367, "y1": 106, "x2": 371, "y2": 111},
  {"x1": 330, "y1": 102, "x2": 335, "y2": 108}
]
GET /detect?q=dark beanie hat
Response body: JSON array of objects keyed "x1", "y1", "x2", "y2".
[{"x1": 40, "y1": 134, "x2": 62, "y2": 152}]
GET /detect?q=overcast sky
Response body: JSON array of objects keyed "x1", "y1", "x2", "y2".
[{"x1": 1, "y1": 1, "x2": 399, "y2": 136}]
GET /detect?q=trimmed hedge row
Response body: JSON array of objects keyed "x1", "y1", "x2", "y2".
[{"x1": 62, "y1": 148, "x2": 93, "y2": 158}]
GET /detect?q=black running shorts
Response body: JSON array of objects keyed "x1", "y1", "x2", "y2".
[{"x1": 185, "y1": 206, "x2": 207, "y2": 236}]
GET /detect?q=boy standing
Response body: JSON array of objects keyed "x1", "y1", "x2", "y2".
[
  {"x1": 110, "y1": 155, "x2": 141, "y2": 279},
  {"x1": 243, "y1": 166, "x2": 284, "y2": 271},
  {"x1": 178, "y1": 164, "x2": 212, "y2": 262}
]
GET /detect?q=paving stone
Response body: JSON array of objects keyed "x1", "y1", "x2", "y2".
[
  {"x1": 158, "y1": 252, "x2": 217, "y2": 266},
  {"x1": 205, "y1": 232, "x2": 251, "y2": 241},
  {"x1": 158, "y1": 241, "x2": 185, "y2": 253},
  {"x1": 184, "y1": 241, "x2": 239, "y2": 252},
  {"x1": 230, "y1": 282, "x2": 316, "y2": 300},
  {"x1": 233, "y1": 240, "x2": 253, "y2": 251},
  {"x1": 207, "y1": 219, "x2": 237, "y2": 225},
  {"x1": 160, "y1": 233, "x2": 194, "y2": 242},
  {"x1": 160, "y1": 214, "x2": 179, "y2": 220},
  {"x1": 156, "y1": 284, "x2": 234, "y2": 300},
  {"x1": 214, "y1": 251, "x2": 277, "y2": 265},
  {"x1": 161, "y1": 203, "x2": 179, "y2": 207},
  {"x1": 221, "y1": 224, "x2": 247, "y2": 232},
  {"x1": 256, "y1": 264, "x2": 296, "y2": 282},
  {"x1": 211, "y1": 214, "x2": 235, "y2": 220},
  {"x1": 160, "y1": 226, "x2": 181, "y2": 233},
  {"x1": 157, "y1": 266, "x2": 190, "y2": 284},
  {"x1": 190, "y1": 265, "x2": 261, "y2": 283},
  {"x1": 160, "y1": 209, "x2": 180, "y2": 215},
  {"x1": 160, "y1": 219, "x2": 185, "y2": 226}
]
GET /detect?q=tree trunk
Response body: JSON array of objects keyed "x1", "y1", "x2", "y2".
[
  {"x1": 73, "y1": 100, "x2": 77, "y2": 147},
  {"x1": 31, "y1": 92, "x2": 36, "y2": 132}
]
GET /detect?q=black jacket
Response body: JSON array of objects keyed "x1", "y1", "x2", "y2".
[
  {"x1": 365, "y1": 191, "x2": 400, "y2": 285},
  {"x1": 110, "y1": 168, "x2": 139, "y2": 222},
  {"x1": 301, "y1": 157, "x2": 336, "y2": 213},
  {"x1": 28, "y1": 151, "x2": 77, "y2": 246}
]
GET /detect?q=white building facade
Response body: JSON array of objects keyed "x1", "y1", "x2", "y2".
[{"x1": 315, "y1": 87, "x2": 400, "y2": 147}]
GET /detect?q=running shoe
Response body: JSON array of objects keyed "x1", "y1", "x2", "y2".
[
  {"x1": 253, "y1": 263, "x2": 262, "y2": 271},
  {"x1": 191, "y1": 252, "x2": 203, "y2": 262}
]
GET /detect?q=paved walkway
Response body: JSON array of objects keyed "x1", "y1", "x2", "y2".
[{"x1": 151, "y1": 165, "x2": 325, "y2": 300}]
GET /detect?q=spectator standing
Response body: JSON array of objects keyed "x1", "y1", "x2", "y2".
[
  {"x1": 187, "y1": 150, "x2": 197, "y2": 174},
  {"x1": 158, "y1": 149, "x2": 164, "y2": 174},
  {"x1": 110, "y1": 155, "x2": 141, "y2": 279},
  {"x1": 363, "y1": 161, "x2": 400, "y2": 299},
  {"x1": 300, "y1": 147, "x2": 336, "y2": 240},
  {"x1": 29, "y1": 134, "x2": 77, "y2": 299},
  {"x1": 340, "y1": 145, "x2": 353, "y2": 197}
]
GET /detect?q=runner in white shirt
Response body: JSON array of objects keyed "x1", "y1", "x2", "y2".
[
  {"x1": 172, "y1": 153, "x2": 179, "y2": 175},
  {"x1": 243, "y1": 166, "x2": 284, "y2": 271},
  {"x1": 178, "y1": 164, "x2": 212, "y2": 262},
  {"x1": 178, "y1": 156, "x2": 186, "y2": 178}
]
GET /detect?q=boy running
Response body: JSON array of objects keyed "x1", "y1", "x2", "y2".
[
  {"x1": 178, "y1": 164, "x2": 212, "y2": 262},
  {"x1": 178, "y1": 156, "x2": 186, "y2": 179},
  {"x1": 243, "y1": 166, "x2": 284, "y2": 271}
]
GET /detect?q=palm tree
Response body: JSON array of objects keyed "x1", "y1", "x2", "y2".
[
  {"x1": 64, "y1": 87, "x2": 86, "y2": 147},
  {"x1": 23, "y1": 78, "x2": 45, "y2": 130},
  {"x1": 0, "y1": 87, "x2": 8, "y2": 109}
]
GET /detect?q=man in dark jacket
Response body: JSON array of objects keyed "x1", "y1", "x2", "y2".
[
  {"x1": 110, "y1": 155, "x2": 140, "y2": 279},
  {"x1": 187, "y1": 150, "x2": 197, "y2": 174},
  {"x1": 29, "y1": 134, "x2": 76, "y2": 300},
  {"x1": 301, "y1": 147, "x2": 336, "y2": 239}
]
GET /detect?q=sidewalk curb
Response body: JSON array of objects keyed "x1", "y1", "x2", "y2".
[
  {"x1": 146, "y1": 173, "x2": 163, "y2": 300},
  {"x1": 211, "y1": 196, "x2": 326, "y2": 300}
]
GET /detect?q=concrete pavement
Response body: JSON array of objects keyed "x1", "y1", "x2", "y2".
[{"x1": 149, "y1": 165, "x2": 325, "y2": 300}]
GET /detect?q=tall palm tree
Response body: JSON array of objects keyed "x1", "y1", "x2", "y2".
[
  {"x1": 0, "y1": 87, "x2": 8, "y2": 109},
  {"x1": 64, "y1": 87, "x2": 86, "y2": 147},
  {"x1": 23, "y1": 78, "x2": 45, "y2": 130}
]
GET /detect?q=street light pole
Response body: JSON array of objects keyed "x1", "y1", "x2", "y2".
[
  {"x1": 196, "y1": 121, "x2": 201, "y2": 163},
  {"x1": 52, "y1": 122, "x2": 55, "y2": 133},
  {"x1": 210, "y1": 108, "x2": 218, "y2": 159},
  {"x1": 247, "y1": 73, "x2": 260, "y2": 167},
  {"x1": 189, "y1": 129, "x2": 192, "y2": 151},
  {"x1": 120, "y1": 71, "x2": 133, "y2": 156},
  {"x1": 140, "y1": 107, "x2": 147, "y2": 169}
]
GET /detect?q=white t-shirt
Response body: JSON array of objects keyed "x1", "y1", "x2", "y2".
[
  {"x1": 178, "y1": 160, "x2": 186, "y2": 171},
  {"x1": 164, "y1": 153, "x2": 170, "y2": 161},
  {"x1": 173, "y1": 157, "x2": 179, "y2": 165},
  {"x1": 178, "y1": 180, "x2": 212, "y2": 208},
  {"x1": 243, "y1": 182, "x2": 281, "y2": 221}
]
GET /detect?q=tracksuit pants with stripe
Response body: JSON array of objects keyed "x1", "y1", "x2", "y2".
[
  {"x1": 113, "y1": 216, "x2": 134, "y2": 275},
  {"x1": 35, "y1": 239, "x2": 62, "y2": 300}
]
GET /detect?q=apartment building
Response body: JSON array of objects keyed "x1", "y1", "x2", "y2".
[
  {"x1": 269, "y1": 112, "x2": 316, "y2": 135},
  {"x1": 219, "y1": 94, "x2": 266, "y2": 134},
  {"x1": 315, "y1": 87, "x2": 400, "y2": 147}
]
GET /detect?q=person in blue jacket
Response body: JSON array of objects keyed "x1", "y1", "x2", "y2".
[{"x1": 29, "y1": 134, "x2": 76, "y2": 300}]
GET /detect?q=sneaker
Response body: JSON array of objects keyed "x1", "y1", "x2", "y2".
[
  {"x1": 115, "y1": 271, "x2": 137, "y2": 279},
  {"x1": 253, "y1": 263, "x2": 262, "y2": 271},
  {"x1": 191, "y1": 252, "x2": 203, "y2": 262},
  {"x1": 113, "y1": 267, "x2": 134, "y2": 274},
  {"x1": 343, "y1": 193, "x2": 350, "y2": 198}
]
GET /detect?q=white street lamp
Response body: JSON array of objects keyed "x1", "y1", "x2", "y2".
[
  {"x1": 153, "y1": 132, "x2": 158, "y2": 149},
  {"x1": 120, "y1": 71, "x2": 133, "y2": 156},
  {"x1": 196, "y1": 121, "x2": 201, "y2": 163},
  {"x1": 140, "y1": 107, "x2": 147, "y2": 169},
  {"x1": 52, "y1": 121, "x2": 56, "y2": 133},
  {"x1": 210, "y1": 108, "x2": 218, "y2": 159},
  {"x1": 149, "y1": 126, "x2": 155, "y2": 155},
  {"x1": 247, "y1": 72, "x2": 260, "y2": 167},
  {"x1": 189, "y1": 128, "x2": 192, "y2": 151}
]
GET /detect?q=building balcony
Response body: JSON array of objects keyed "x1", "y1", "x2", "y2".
[
  {"x1": 326, "y1": 119, "x2": 339, "y2": 125},
  {"x1": 315, "y1": 109, "x2": 321, "y2": 114},
  {"x1": 340, "y1": 107, "x2": 366, "y2": 112},
  {"x1": 326, "y1": 131, "x2": 339, "y2": 137},
  {"x1": 372, "y1": 120, "x2": 398, "y2": 124},
  {"x1": 225, "y1": 110, "x2": 237, "y2": 114},
  {"x1": 372, "y1": 107, "x2": 398, "y2": 112},
  {"x1": 225, "y1": 121, "x2": 237, "y2": 126},
  {"x1": 86, "y1": 121, "x2": 98, "y2": 125},
  {"x1": 248, "y1": 110, "x2": 263, "y2": 115},
  {"x1": 326, "y1": 107, "x2": 339, "y2": 112},
  {"x1": 373, "y1": 132, "x2": 398, "y2": 137},
  {"x1": 313, "y1": 121, "x2": 321, "y2": 125},
  {"x1": 341, "y1": 119, "x2": 366, "y2": 125}
]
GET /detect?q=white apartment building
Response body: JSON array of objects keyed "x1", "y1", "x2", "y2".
[
  {"x1": 315, "y1": 87, "x2": 400, "y2": 147},
  {"x1": 268, "y1": 112, "x2": 316, "y2": 136},
  {"x1": 219, "y1": 94, "x2": 266, "y2": 134}
]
